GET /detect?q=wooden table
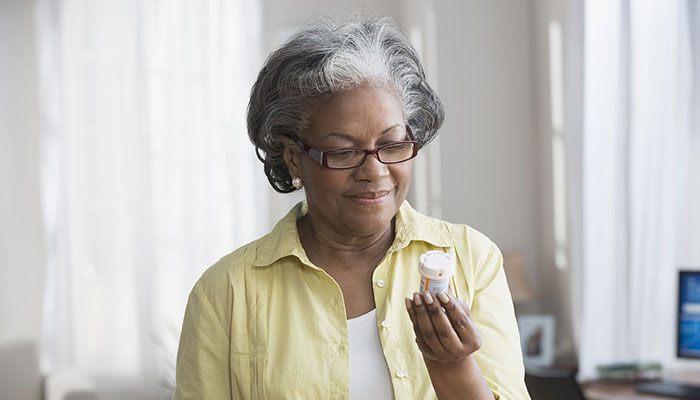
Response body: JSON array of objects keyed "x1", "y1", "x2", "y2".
[
  {"x1": 583, "y1": 382, "x2": 680, "y2": 400},
  {"x1": 582, "y1": 371, "x2": 700, "y2": 400}
]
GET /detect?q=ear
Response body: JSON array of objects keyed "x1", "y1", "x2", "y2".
[{"x1": 282, "y1": 142, "x2": 302, "y2": 179}]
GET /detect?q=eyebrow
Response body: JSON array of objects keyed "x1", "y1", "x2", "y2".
[{"x1": 321, "y1": 124, "x2": 403, "y2": 141}]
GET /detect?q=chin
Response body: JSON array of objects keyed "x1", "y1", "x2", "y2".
[{"x1": 343, "y1": 201, "x2": 399, "y2": 234}]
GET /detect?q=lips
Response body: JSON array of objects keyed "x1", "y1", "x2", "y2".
[{"x1": 348, "y1": 189, "x2": 393, "y2": 205}]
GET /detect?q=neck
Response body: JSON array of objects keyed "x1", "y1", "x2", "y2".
[{"x1": 297, "y1": 212, "x2": 395, "y2": 270}]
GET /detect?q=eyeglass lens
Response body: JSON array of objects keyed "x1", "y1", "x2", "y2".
[{"x1": 326, "y1": 142, "x2": 416, "y2": 168}]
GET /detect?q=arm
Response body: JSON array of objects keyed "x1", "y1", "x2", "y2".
[
  {"x1": 405, "y1": 242, "x2": 530, "y2": 399},
  {"x1": 424, "y1": 357, "x2": 492, "y2": 400},
  {"x1": 173, "y1": 284, "x2": 232, "y2": 400}
]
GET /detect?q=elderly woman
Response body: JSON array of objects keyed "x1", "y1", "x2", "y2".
[{"x1": 174, "y1": 15, "x2": 530, "y2": 400}]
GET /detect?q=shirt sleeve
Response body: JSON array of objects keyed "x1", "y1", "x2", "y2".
[
  {"x1": 173, "y1": 283, "x2": 232, "y2": 400},
  {"x1": 471, "y1": 244, "x2": 531, "y2": 400}
]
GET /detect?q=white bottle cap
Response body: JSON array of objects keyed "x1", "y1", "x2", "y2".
[{"x1": 419, "y1": 251, "x2": 455, "y2": 281}]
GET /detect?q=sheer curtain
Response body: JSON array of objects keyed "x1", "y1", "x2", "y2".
[
  {"x1": 579, "y1": 0, "x2": 700, "y2": 378},
  {"x1": 37, "y1": 0, "x2": 266, "y2": 385}
]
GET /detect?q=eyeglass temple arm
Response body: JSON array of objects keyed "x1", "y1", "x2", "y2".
[
  {"x1": 308, "y1": 148, "x2": 323, "y2": 164},
  {"x1": 407, "y1": 126, "x2": 416, "y2": 141},
  {"x1": 296, "y1": 141, "x2": 324, "y2": 165}
]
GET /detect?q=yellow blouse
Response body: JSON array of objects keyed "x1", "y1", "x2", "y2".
[{"x1": 174, "y1": 201, "x2": 530, "y2": 399}]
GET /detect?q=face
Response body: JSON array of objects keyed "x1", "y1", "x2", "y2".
[{"x1": 284, "y1": 85, "x2": 413, "y2": 238}]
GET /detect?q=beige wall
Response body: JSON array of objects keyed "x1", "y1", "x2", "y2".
[
  {"x1": 435, "y1": 0, "x2": 539, "y2": 297},
  {"x1": 0, "y1": 0, "x2": 46, "y2": 346},
  {"x1": 532, "y1": 0, "x2": 581, "y2": 362},
  {"x1": 262, "y1": 0, "x2": 398, "y2": 51},
  {"x1": 435, "y1": 0, "x2": 578, "y2": 362}
]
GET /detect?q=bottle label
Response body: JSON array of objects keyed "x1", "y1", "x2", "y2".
[{"x1": 420, "y1": 276, "x2": 450, "y2": 294}]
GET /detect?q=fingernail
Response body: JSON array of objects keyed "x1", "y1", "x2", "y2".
[
  {"x1": 413, "y1": 292, "x2": 422, "y2": 306},
  {"x1": 405, "y1": 297, "x2": 412, "y2": 310},
  {"x1": 437, "y1": 292, "x2": 449, "y2": 303},
  {"x1": 423, "y1": 291, "x2": 434, "y2": 304}
]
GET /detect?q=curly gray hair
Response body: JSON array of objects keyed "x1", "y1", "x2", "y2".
[{"x1": 247, "y1": 15, "x2": 445, "y2": 193}]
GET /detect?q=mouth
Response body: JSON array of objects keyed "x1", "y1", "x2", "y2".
[{"x1": 348, "y1": 189, "x2": 393, "y2": 206}]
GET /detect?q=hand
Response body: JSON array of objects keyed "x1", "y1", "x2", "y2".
[{"x1": 405, "y1": 291, "x2": 482, "y2": 363}]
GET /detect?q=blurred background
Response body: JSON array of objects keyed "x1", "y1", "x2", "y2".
[{"x1": 1, "y1": 0, "x2": 698, "y2": 399}]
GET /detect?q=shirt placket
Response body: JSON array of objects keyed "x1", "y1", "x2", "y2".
[
  {"x1": 312, "y1": 266, "x2": 351, "y2": 400},
  {"x1": 373, "y1": 251, "x2": 413, "y2": 398}
]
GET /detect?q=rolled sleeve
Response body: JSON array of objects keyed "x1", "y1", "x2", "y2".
[{"x1": 471, "y1": 244, "x2": 531, "y2": 400}]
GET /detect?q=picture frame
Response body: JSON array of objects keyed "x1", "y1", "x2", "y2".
[{"x1": 517, "y1": 314, "x2": 556, "y2": 367}]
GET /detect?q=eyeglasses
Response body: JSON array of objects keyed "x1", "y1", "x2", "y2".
[{"x1": 295, "y1": 126, "x2": 419, "y2": 169}]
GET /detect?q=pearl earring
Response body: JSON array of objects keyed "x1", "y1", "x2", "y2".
[{"x1": 291, "y1": 176, "x2": 303, "y2": 189}]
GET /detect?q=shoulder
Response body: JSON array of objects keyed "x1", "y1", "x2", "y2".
[
  {"x1": 407, "y1": 206, "x2": 503, "y2": 282},
  {"x1": 400, "y1": 202, "x2": 498, "y2": 258},
  {"x1": 445, "y1": 222, "x2": 502, "y2": 276},
  {"x1": 191, "y1": 204, "x2": 302, "y2": 300},
  {"x1": 444, "y1": 220, "x2": 498, "y2": 253},
  {"x1": 192, "y1": 238, "x2": 260, "y2": 300}
]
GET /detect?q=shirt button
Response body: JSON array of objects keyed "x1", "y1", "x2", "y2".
[
  {"x1": 377, "y1": 280, "x2": 386, "y2": 288},
  {"x1": 396, "y1": 370, "x2": 407, "y2": 378},
  {"x1": 381, "y1": 320, "x2": 391, "y2": 328}
]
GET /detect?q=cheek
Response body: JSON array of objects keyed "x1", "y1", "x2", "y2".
[
  {"x1": 302, "y1": 163, "x2": 350, "y2": 193},
  {"x1": 392, "y1": 163, "x2": 413, "y2": 189}
]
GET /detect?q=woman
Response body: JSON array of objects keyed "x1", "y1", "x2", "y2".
[{"x1": 174, "y1": 15, "x2": 530, "y2": 400}]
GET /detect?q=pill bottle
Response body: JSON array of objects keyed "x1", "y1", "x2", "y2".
[{"x1": 418, "y1": 250, "x2": 455, "y2": 294}]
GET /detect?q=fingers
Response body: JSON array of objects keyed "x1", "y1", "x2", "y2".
[
  {"x1": 411, "y1": 292, "x2": 447, "y2": 354},
  {"x1": 406, "y1": 291, "x2": 482, "y2": 362},
  {"x1": 405, "y1": 297, "x2": 435, "y2": 356},
  {"x1": 437, "y1": 292, "x2": 482, "y2": 351},
  {"x1": 422, "y1": 292, "x2": 465, "y2": 352},
  {"x1": 410, "y1": 291, "x2": 470, "y2": 358}
]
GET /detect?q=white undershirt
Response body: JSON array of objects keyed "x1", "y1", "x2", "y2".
[{"x1": 347, "y1": 309, "x2": 395, "y2": 400}]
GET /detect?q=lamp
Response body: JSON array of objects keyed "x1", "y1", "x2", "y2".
[{"x1": 502, "y1": 251, "x2": 537, "y2": 305}]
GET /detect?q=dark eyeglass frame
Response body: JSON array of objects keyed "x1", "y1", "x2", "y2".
[{"x1": 295, "y1": 126, "x2": 419, "y2": 170}]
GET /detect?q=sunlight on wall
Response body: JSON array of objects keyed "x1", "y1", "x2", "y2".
[{"x1": 549, "y1": 20, "x2": 568, "y2": 271}]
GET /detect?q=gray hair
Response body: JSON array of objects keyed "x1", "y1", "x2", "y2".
[{"x1": 247, "y1": 14, "x2": 445, "y2": 193}]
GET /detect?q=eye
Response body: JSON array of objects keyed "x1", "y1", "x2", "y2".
[
  {"x1": 327, "y1": 149, "x2": 363, "y2": 162},
  {"x1": 381, "y1": 143, "x2": 411, "y2": 154}
]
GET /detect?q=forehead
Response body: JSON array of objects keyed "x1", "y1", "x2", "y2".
[{"x1": 305, "y1": 85, "x2": 405, "y2": 142}]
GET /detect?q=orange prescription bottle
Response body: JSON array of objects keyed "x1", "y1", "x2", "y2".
[{"x1": 418, "y1": 251, "x2": 455, "y2": 294}]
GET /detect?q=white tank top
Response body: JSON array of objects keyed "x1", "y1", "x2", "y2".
[{"x1": 347, "y1": 309, "x2": 395, "y2": 400}]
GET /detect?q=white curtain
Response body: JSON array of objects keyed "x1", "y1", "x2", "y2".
[
  {"x1": 579, "y1": 0, "x2": 700, "y2": 378},
  {"x1": 37, "y1": 0, "x2": 267, "y2": 386}
]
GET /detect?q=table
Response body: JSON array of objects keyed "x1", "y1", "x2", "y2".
[
  {"x1": 583, "y1": 382, "x2": 679, "y2": 400},
  {"x1": 582, "y1": 370, "x2": 700, "y2": 400}
]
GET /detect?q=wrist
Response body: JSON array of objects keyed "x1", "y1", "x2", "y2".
[
  {"x1": 423, "y1": 355, "x2": 475, "y2": 374},
  {"x1": 423, "y1": 355, "x2": 492, "y2": 400}
]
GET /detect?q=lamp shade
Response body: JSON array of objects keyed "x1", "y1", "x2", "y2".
[{"x1": 503, "y1": 251, "x2": 537, "y2": 304}]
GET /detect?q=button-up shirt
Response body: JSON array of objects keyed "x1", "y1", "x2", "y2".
[{"x1": 174, "y1": 201, "x2": 531, "y2": 399}]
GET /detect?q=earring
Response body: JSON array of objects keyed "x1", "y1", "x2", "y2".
[{"x1": 291, "y1": 176, "x2": 303, "y2": 189}]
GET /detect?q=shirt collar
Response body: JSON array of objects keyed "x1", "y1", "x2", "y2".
[
  {"x1": 252, "y1": 200, "x2": 452, "y2": 268},
  {"x1": 391, "y1": 200, "x2": 453, "y2": 251}
]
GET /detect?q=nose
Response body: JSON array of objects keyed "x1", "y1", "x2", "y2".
[{"x1": 353, "y1": 152, "x2": 389, "y2": 182}]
